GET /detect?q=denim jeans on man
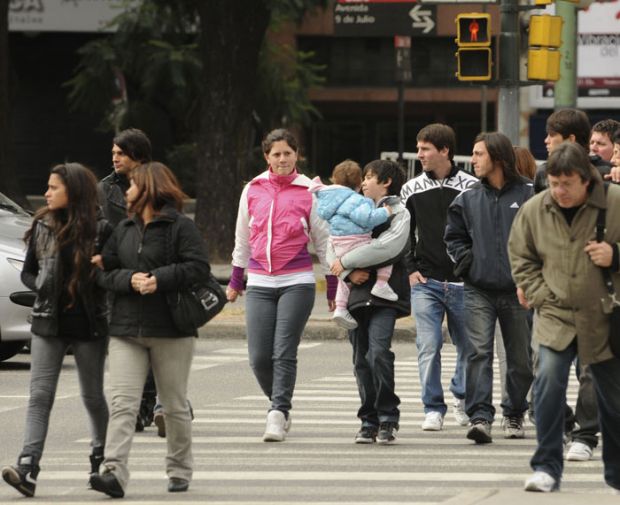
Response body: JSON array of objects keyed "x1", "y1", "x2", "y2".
[
  {"x1": 533, "y1": 341, "x2": 620, "y2": 490},
  {"x1": 411, "y1": 279, "x2": 468, "y2": 415},
  {"x1": 21, "y1": 334, "x2": 108, "y2": 462},
  {"x1": 464, "y1": 285, "x2": 532, "y2": 422},
  {"x1": 348, "y1": 307, "x2": 400, "y2": 427},
  {"x1": 245, "y1": 284, "x2": 315, "y2": 416}
]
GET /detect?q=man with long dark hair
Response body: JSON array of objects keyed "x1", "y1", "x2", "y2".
[
  {"x1": 445, "y1": 132, "x2": 534, "y2": 444},
  {"x1": 97, "y1": 128, "x2": 159, "y2": 433}
]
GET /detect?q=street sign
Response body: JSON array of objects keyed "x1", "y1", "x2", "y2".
[
  {"x1": 394, "y1": 36, "x2": 413, "y2": 82},
  {"x1": 333, "y1": 2, "x2": 437, "y2": 36}
]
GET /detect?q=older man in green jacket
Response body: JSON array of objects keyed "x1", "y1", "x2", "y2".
[{"x1": 508, "y1": 141, "x2": 620, "y2": 494}]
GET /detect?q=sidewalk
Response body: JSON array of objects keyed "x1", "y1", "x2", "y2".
[{"x1": 202, "y1": 263, "x2": 419, "y2": 341}]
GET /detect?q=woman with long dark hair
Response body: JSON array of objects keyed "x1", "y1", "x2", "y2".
[
  {"x1": 89, "y1": 162, "x2": 210, "y2": 497},
  {"x1": 1, "y1": 163, "x2": 111, "y2": 497}
]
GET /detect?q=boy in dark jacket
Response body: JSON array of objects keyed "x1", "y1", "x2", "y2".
[{"x1": 328, "y1": 160, "x2": 410, "y2": 444}]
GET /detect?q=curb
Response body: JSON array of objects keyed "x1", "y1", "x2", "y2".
[
  {"x1": 199, "y1": 320, "x2": 417, "y2": 341},
  {"x1": 198, "y1": 316, "x2": 453, "y2": 343}
]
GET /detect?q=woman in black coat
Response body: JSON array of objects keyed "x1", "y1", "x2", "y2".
[{"x1": 89, "y1": 162, "x2": 210, "y2": 498}]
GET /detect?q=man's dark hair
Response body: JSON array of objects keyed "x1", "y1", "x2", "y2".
[
  {"x1": 614, "y1": 129, "x2": 620, "y2": 145},
  {"x1": 113, "y1": 128, "x2": 152, "y2": 163},
  {"x1": 591, "y1": 119, "x2": 620, "y2": 140},
  {"x1": 416, "y1": 123, "x2": 456, "y2": 161},
  {"x1": 474, "y1": 131, "x2": 520, "y2": 182},
  {"x1": 546, "y1": 141, "x2": 597, "y2": 182},
  {"x1": 546, "y1": 109, "x2": 591, "y2": 151},
  {"x1": 363, "y1": 160, "x2": 406, "y2": 196}
]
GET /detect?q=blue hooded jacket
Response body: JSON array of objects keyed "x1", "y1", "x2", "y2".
[{"x1": 309, "y1": 177, "x2": 390, "y2": 236}]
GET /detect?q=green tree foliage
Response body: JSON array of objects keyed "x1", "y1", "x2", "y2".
[
  {"x1": 66, "y1": 0, "x2": 326, "y2": 226},
  {"x1": 0, "y1": 0, "x2": 27, "y2": 206}
]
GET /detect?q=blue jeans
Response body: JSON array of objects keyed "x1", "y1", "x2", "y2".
[
  {"x1": 348, "y1": 307, "x2": 400, "y2": 427},
  {"x1": 22, "y1": 334, "x2": 109, "y2": 461},
  {"x1": 411, "y1": 279, "x2": 468, "y2": 415},
  {"x1": 533, "y1": 343, "x2": 620, "y2": 489},
  {"x1": 464, "y1": 285, "x2": 532, "y2": 422},
  {"x1": 245, "y1": 284, "x2": 315, "y2": 415}
]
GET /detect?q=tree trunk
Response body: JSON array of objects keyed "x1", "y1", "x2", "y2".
[
  {"x1": 0, "y1": 0, "x2": 26, "y2": 207},
  {"x1": 194, "y1": 0, "x2": 270, "y2": 261}
]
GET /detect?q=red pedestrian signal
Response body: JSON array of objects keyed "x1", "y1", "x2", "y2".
[
  {"x1": 456, "y1": 13, "x2": 491, "y2": 47},
  {"x1": 455, "y1": 13, "x2": 492, "y2": 82}
]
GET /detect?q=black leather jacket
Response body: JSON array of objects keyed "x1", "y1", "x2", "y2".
[
  {"x1": 21, "y1": 217, "x2": 112, "y2": 339},
  {"x1": 98, "y1": 170, "x2": 130, "y2": 227}
]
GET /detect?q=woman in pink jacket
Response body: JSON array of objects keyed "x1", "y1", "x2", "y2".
[{"x1": 226, "y1": 129, "x2": 336, "y2": 442}]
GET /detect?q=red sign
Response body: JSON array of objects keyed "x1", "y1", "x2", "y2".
[
  {"x1": 337, "y1": 1, "x2": 416, "y2": 3},
  {"x1": 394, "y1": 35, "x2": 412, "y2": 48}
]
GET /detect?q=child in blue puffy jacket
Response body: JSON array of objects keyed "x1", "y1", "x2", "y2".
[{"x1": 309, "y1": 160, "x2": 397, "y2": 329}]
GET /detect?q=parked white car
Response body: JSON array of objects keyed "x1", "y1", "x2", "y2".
[{"x1": 0, "y1": 192, "x2": 33, "y2": 362}]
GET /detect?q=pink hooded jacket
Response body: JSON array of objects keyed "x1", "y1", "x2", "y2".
[{"x1": 231, "y1": 169, "x2": 330, "y2": 276}]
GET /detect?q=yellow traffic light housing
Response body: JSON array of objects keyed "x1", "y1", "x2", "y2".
[
  {"x1": 528, "y1": 48, "x2": 561, "y2": 81},
  {"x1": 456, "y1": 48, "x2": 492, "y2": 81},
  {"x1": 455, "y1": 13, "x2": 492, "y2": 81},
  {"x1": 456, "y1": 13, "x2": 491, "y2": 47},
  {"x1": 527, "y1": 14, "x2": 563, "y2": 81},
  {"x1": 529, "y1": 15, "x2": 562, "y2": 47}
]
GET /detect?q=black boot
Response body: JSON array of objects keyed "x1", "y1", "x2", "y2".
[
  {"x1": 1, "y1": 454, "x2": 40, "y2": 497},
  {"x1": 88, "y1": 447, "x2": 104, "y2": 488},
  {"x1": 89, "y1": 468, "x2": 124, "y2": 498}
]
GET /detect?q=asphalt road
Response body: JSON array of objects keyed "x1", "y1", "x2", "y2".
[{"x1": 0, "y1": 338, "x2": 612, "y2": 504}]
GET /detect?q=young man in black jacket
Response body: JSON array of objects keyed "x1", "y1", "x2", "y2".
[
  {"x1": 400, "y1": 124, "x2": 478, "y2": 432},
  {"x1": 445, "y1": 132, "x2": 534, "y2": 444},
  {"x1": 534, "y1": 109, "x2": 611, "y2": 194}
]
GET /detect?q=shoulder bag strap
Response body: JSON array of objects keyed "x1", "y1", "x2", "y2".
[{"x1": 597, "y1": 182, "x2": 617, "y2": 302}]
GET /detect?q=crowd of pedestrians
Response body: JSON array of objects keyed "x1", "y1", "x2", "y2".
[{"x1": 2, "y1": 112, "x2": 620, "y2": 498}]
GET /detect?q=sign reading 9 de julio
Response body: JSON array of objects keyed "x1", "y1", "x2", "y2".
[{"x1": 334, "y1": 0, "x2": 437, "y2": 37}]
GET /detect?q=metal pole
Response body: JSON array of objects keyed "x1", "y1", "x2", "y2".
[
  {"x1": 554, "y1": 0, "x2": 577, "y2": 109},
  {"x1": 497, "y1": 0, "x2": 520, "y2": 143},
  {"x1": 481, "y1": 85, "x2": 488, "y2": 132},
  {"x1": 398, "y1": 80, "x2": 405, "y2": 163}
]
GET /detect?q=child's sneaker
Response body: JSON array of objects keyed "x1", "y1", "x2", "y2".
[
  {"x1": 370, "y1": 283, "x2": 398, "y2": 301},
  {"x1": 332, "y1": 308, "x2": 358, "y2": 329},
  {"x1": 2, "y1": 455, "x2": 40, "y2": 497}
]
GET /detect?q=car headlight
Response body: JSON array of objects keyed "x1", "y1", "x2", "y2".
[{"x1": 7, "y1": 258, "x2": 24, "y2": 272}]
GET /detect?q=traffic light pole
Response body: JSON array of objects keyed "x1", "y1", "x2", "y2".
[
  {"x1": 497, "y1": 0, "x2": 520, "y2": 144},
  {"x1": 554, "y1": 0, "x2": 577, "y2": 109}
]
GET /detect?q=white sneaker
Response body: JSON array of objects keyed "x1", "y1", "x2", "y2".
[
  {"x1": 370, "y1": 283, "x2": 398, "y2": 301},
  {"x1": 421, "y1": 411, "x2": 444, "y2": 431},
  {"x1": 332, "y1": 308, "x2": 358, "y2": 329},
  {"x1": 524, "y1": 471, "x2": 558, "y2": 492},
  {"x1": 565, "y1": 441, "x2": 593, "y2": 461},
  {"x1": 452, "y1": 396, "x2": 469, "y2": 426},
  {"x1": 263, "y1": 410, "x2": 290, "y2": 442}
]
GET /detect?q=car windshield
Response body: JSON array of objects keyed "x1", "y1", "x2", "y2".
[{"x1": 0, "y1": 192, "x2": 29, "y2": 216}]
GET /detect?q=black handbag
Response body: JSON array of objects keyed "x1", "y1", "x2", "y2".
[
  {"x1": 165, "y1": 222, "x2": 226, "y2": 334},
  {"x1": 596, "y1": 184, "x2": 620, "y2": 358}
]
